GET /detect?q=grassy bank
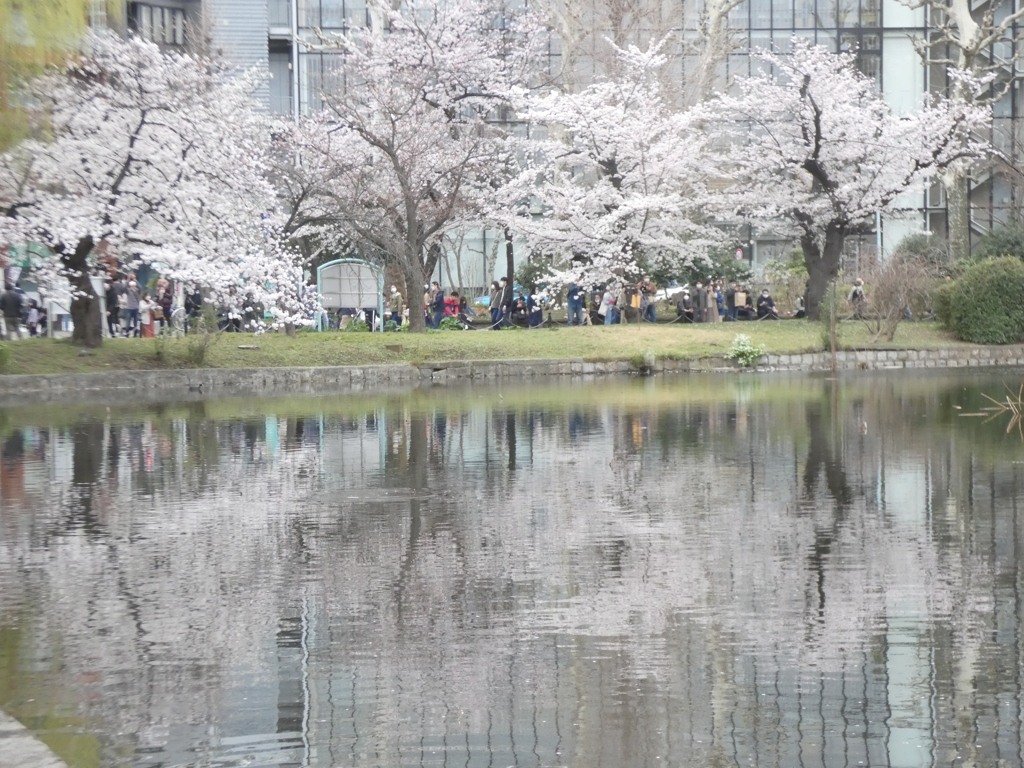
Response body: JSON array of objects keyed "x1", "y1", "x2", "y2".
[{"x1": 1, "y1": 320, "x2": 964, "y2": 376}]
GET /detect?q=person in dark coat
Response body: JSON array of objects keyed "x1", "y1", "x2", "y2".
[
  {"x1": 0, "y1": 284, "x2": 23, "y2": 339},
  {"x1": 429, "y1": 282, "x2": 445, "y2": 329},
  {"x1": 675, "y1": 290, "x2": 694, "y2": 323},
  {"x1": 498, "y1": 277, "x2": 514, "y2": 327},
  {"x1": 566, "y1": 283, "x2": 584, "y2": 326},
  {"x1": 692, "y1": 281, "x2": 709, "y2": 323},
  {"x1": 725, "y1": 283, "x2": 738, "y2": 321},
  {"x1": 757, "y1": 289, "x2": 777, "y2": 319}
]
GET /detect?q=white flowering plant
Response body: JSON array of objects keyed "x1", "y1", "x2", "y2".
[{"x1": 724, "y1": 334, "x2": 767, "y2": 367}]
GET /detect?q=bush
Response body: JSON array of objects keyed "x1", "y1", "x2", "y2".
[
  {"x1": 438, "y1": 316, "x2": 464, "y2": 331},
  {"x1": 974, "y1": 224, "x2": 1024, "y2": 262},
  {"x1": 948, "y1": 257, "x2": 1024, "y2": 344},
  {"x1": 932, "y1": 280, "x2": 955, "y2": 328}
]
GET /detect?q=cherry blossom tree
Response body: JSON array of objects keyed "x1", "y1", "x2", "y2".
[
  {"x1": 300, "y1": 0, "x2": 541, "y2": 332},
  {"x1": 502, "y1": 41, "x2": 721, "y2": 292},
  {"x1": 696, "y1": 39, "x2": 990, "y2": 320},
  {"x1": 0, "y1": 33, "x2": 314, "y2": 347}
]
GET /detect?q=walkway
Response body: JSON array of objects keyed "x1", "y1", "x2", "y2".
[{"x1": 0, "y1": 711, "x2": 69, "y2": 768}]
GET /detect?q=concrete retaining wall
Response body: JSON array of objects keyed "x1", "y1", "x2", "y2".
[{"x1": 2, "y1": 345, "x2": 1023, "y2": 404}]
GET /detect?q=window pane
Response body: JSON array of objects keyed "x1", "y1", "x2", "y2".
[
  {"x1": 837, "y1": 0, "x2": 857, "y2": 27},
  {"x1": 751, "y1": 0, "x2": 771, "y2": 28},
  {"x1": 772, "y1": 0, "x2": 793, "y2": 29},
  {"x1": 795, "y1": 0, "x2": 815, "y2": 28},
  {"x1": 322, "y1": 0, "x2": 344, "y2": 27},
  {"x1": 816, "y1": 0, "x2": 836, "y2": 28}
]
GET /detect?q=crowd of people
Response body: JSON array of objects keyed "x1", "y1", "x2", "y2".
[
  {"x1": 366, "y1": 275, "x2": 808, "y2": 331},
  {"x1": 103, "y1": 274, "x2": 179, "y2": 337},
  {"x1": 0, "y1": 270, "x2": 865, "y2": 338}
]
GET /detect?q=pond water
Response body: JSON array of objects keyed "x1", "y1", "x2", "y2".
[{"x1": 2, "y1": 371, "x2": 1024, "y2": 768}]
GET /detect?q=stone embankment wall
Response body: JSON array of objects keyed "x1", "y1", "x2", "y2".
[{"x1": 2, "y1": 345, "x2": 1023, "y2": 403}]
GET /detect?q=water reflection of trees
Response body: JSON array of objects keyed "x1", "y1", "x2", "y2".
[{"x1": 1, "y1": 375, "x2": 1023, "y2": 766}]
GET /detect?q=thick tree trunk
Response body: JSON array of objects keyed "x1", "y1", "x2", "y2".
[
  {"x1": 943, "y1": 165, "x2": 971, "y2": 265},
  {"x1": 802, "y1": 225, "x2": 845, "y2": 321},
  {"x1": 404, "y1": 262, "x2": 427, "y2": 333},
  {"x1": 59, "y1": 236, "x2": 103, "y2": 348},
  {"x1": 504, "y1": 227, "x2": 515, "y2": 283}
]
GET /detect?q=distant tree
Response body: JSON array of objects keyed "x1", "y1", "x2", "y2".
[{"x1": 698, "y1": 39, "x2": 990, "y2": 320}]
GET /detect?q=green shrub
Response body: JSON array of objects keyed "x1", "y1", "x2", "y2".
[
  {"x1": 974, "y1": 224, "x2": 1024, "y2": 262},
  {"x1": 438, "y1": 316, "x2": 463, "y2": 331},
  {"x1": 340, "y1": 318, "x2": 369, "y2": 332},
  {"x1": 948, "y1": 256, "x2": 1024, "y2": 344},
  {"x1": 932, "y1": 280, "x2": 955, "y2": 328}
]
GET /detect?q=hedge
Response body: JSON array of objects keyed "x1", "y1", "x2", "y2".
[{"x1": 948, "y1": 256, "x2": 1024, "y2": 344}]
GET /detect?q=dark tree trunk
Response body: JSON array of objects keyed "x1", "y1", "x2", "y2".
[
  {"x1": 59, "y1": 236, "x2": 102, "y2": 348},
  {"x1": 802, "y1": 225, "x2": 845, "y2": 321},
  {"x1": 404, "y1": 262, "x2": 427, "y2": 333},
  {"x1": 504, "y1": 227, "x2": 515, "y2": 283}
]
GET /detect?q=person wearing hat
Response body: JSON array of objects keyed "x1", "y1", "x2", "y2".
[{"x1": 847, "y1": 278, "x2": 866, "y2": 319}]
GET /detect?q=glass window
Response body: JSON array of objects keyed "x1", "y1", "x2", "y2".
[
  {"x1": 816, "y1": 29, "x2": 837, "y2": 50},
  {"x1": 861, "y1": 0, "x2": 880, "y2": 26},
  {"x1": 321, "y1": 0, "x2": 344, "y2": 28},
  {"x1": 139, "y1": 5, "x2": 152, "y2": 38},
  {"x1": 269, "y1": 0, "x2": 291, "y2": 27},
  {"x1": 173, "y1": 9, "x2": 185, "y2": 44},
  {"x1": 346, "y1": 0, "x2": 367, "y2": 27},
  {"x1": 751, "y1": 0, "x2": 771, "y2": 28},
  {"x1": 299, "y1": 0, "x2": 320, "y2": 28},
  {"x1": 795, "y1": 0, "x2": 815, "y2": 28},
  {"x1": 837, "y1": 0, "x2": 857, "y2": 27},
  {"x1": 816, "y1": 0, "x2": 836, "y2": 28},
  {"x1": 857, "y1": 53, "x2": 881, "y2": 86},
  {"x1": 772, "y1": 0, "x2": 793, "y2": 29},
  {"x1": 729, "y1": 0, "x2": 749, "y2": 27}
]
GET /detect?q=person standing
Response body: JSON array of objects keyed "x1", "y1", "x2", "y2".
[
  {"x1": 487, "y1": 281, "x2": 502, "y2": 328},
  {"x1": 498, "y1": 276, "x2": 514, "y2": 327},
  {"x1": 139, "y1": 292, "x2": 157, "y2": 338},
  {"x1": 105, "y1": 280, "x2": 120, "y2": 336},
  {"x1": 711, "y1": 282, "x2": 724, "y2": 323},
  {"x1": 566, "y1": 283, "x2": 584, "y2": 326},
  {"x1": 692, "y1": 281, "x2": 709, "y2": 323},
  {"x1": 388, "y1": 285, "x2": 404, "y2": 328},
  {"x1": 0, "y1": 284, "x2": 23, "y2": 339},
  {"x1": 847, "y1": 278, "x2": 866, "y2": 319},
  {"x1": 430, "y1": 281, "x2": 445, "y2": 329},
  {"x1": 637, "y1": 275, "x2": 657, "y2": 323},
  {"x1": 124, "y1": 279, "x2": 141, "y2": 336},
  {"x1": 26, "y1": 300, "x2": 39, "y2": 337},
  {"x1": 725, "y1": 283, "x2": 738, "y2": 321}
]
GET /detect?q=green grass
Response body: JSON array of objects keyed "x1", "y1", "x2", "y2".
[{"x1": 1, "y1": 320, "x2": 965, "y2": 377}]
